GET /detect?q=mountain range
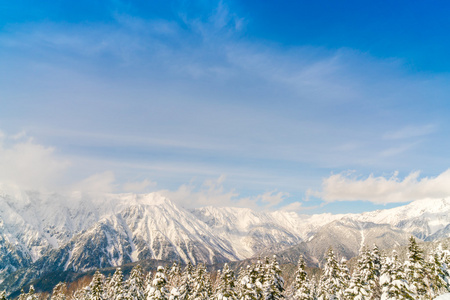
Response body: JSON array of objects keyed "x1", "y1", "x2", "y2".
[{"x1": 1, "y1": 184, "x2": 450, "y2": 293}]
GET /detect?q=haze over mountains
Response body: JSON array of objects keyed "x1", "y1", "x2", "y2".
[{"x1": 1, "y1": 185, "x2": 450, "y2": 292}]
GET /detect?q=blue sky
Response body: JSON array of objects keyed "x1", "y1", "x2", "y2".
[{"x1": 1, "y1": 0, "x2": 450, "y2": 213}]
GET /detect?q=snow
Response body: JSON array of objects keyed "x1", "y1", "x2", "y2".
[
  {"x1": 435, "y1": 293, "x2": 450, "y2": 299},
  {"x1": 2, "y1": 183, "x2": 450, "y2": 282}
]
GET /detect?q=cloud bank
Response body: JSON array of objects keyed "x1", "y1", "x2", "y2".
[{"x1": 312, "y1": 170, "x2": 450, "y2": 204}]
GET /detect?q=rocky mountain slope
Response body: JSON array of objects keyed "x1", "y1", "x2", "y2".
[{"x1": 1, "y1": 185, "x2": 450, "y2": 293}]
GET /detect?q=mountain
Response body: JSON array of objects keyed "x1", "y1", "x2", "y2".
[
  {"x1": 1, "y1": 185, "x2": 450, "y2": 293},
  {"x1": 274, "y1": 218, "x2": 410, "y2": 267}
]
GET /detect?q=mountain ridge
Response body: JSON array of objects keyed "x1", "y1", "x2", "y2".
[{"x1": 1, "y1": 186, "x2": 450, "y2": 292}]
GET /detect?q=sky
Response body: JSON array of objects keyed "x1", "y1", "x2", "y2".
[{"x1": 1, "y1": 0, "x2": 450, "y2": 214}]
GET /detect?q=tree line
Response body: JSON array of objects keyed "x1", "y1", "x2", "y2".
[{"x1": 3, "y1": 236, "x2": 450, "y2": 300}]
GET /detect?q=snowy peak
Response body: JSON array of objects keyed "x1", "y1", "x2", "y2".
[{"x1": 1, "y1": 186, "x2": 450, "y2": 290}]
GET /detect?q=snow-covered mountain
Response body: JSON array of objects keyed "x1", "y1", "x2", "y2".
[{"x1": 1, "y1": 185, "x2": 450, "y2": 292}]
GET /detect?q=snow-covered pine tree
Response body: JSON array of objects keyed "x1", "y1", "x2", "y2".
[
  {"x1": 337, "y1": 257, "x2": 350, "y2": 299},
  {"x1": 72, "y1": 286, "x2": 88, "y2": 300},
  {"x1": 404, "y1": 236, "x2": 429, "y2": 299},
  {"x1": 190, "y1": 264, "x2": 211, "y2": 300},
  {"x1": 179, "y1": 262, "x2": 194, "y2": 300},
  {"x1": 316, "y1": 248, "x2": 344, "y2": 300},
  {"x1": 380, "y1": 250, "x2": 413, "y2": 300},
  {"x1": 106, "y1": 268, "x2": 126, "y2": 300},
  {"x1": 214, "y1": 263, "x2": 238, "y2": 300},
  {"x1": 88, "y1": 270, "x2": 106, "y2": 300},
  {"x1": 0, "y1": 290, "x2": 6, "y2": 300},
  {"x1": 435, "y1": 244, "x2": 450, "y2": 292},
  {"x1": 262, "y1": 256, "x2": 285, "y2": 300},
  {"x1": 356, "y1": 246, "x2": 376, "y2": 299},
  {"x1": 370, "y1": 244, "x2": 382, "y2": 299},
  {"x1": 344, "y1": 269, "x2": 369, "y2": 300},
  {"x1": 291, "y1": 255, "x2": 312, "y2": 300},
  {"x1": 168, "y1": 263, "x2": 182, "y2": 289},
  {"x1": 426, "y1": 246, "x2": 450, "y2": 298},
  {"x1": 51, "y1": 282, "x2": 67, "y2": 300},
  {"x1": 25, "y1": 285, "x2": 38, "y2": 300},
  {"x1": 126, "y1": 265, "x2": 146, "y2": 300},
  {"x1": 17, "y1": 289, "x2": 26, "y2": 300},
  {"x1": 147, "y1": 266, "x2": 170, "y2": 300},
  {"x1": 238, "y1": 264, "x2": 261, "y2": 300}
]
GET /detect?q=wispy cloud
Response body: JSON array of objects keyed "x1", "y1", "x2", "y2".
[
  {"x1": 383, "y1": 124, "x2": 436, "y2": 140},
  {"x1": 159, "y1": 175, "x2": 289, "y2": 210},
  {"x1": 312, "y1": 170, "x2": 450, "y2": 204}
]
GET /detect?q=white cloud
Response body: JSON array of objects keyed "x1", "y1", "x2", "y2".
[
  {"x1": 159, "y1": 176, "x2": 289, "y2": 210},
  {"x1": 72, "y1": 171, "x2": 116, "y2": 194},
  {"x1": 122, "y1": 179, "x2": 156, "y2": 193},
  {"x1": 0, "y1": 132, "x2": 70, "y2": 189},
  {"x1": 312, "y1": 169, "x2": 450, "y2": 204},
  {"x1": 279, "y1": 201, "x2": 303, "y2": 212}
]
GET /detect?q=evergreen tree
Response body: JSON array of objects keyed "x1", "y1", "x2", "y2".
[
  {"x1": 316, "y1": 248, "x2": 345, "y2": 300},
  {"x1": 356, "y1": 247, "x2": 375, "y2": 299},
  {"x1": 179, "y1": 262, "x2": 194, "y2": 300},
  {"x1": 106, "y1": 268, "x2": 126, "y2": 300},
  {"x1": 17, "y1": 289, "x2": 26, "y2": 300},
  {"x1": 238, "y1": 264, "x2": 262, "y2": 300},
  {"x1": 262, "y1": 256, "x2": 284, "y2": 300},
  {"x1": 214, "y1": 263, "x2": 238, "y2": 300},
  {"x1": 380, "y1": 250, "x2": 413, "y2": 300},
  {"x1": 404, "y1": 236, "x2": 429, "y2": 299},
  {"x1": 167, "y1": 263, "x2": 183, "y2": 300},
  {"x1": 51, "y1": 282, "x2": 67, "y2": 300},
  {"x1": 337, "y1": 257, "x2": 350, "y2": 299},
  {"x1": 0, "y1": 291, "x2": 6, "y2": 300},
  {"x1": 425, "y1": 245, "x2": 450, "y2": 298},
  {"x1": 292, "y1": 255, "x2": 312, "y2": 300},
  {"x1": 345, "y1": 270, "x2": 370, "y2": 300},
  {"x1": 190, "y1": 264, "x2": 211, "y2": 300},
  {"x1": 126, "y1": 265, "x2": 146, "y2": 300},
  {"x1": 369, "y1": 244, "x2": 382, "y2": 299},
  {"x1": 147, "y1": 266, "x2": 170, "y2": 300},
  {"x1": 88, "y1": 270, "x2": 106, "y2": 300},
  {"x1": 25, "y1": 285, "x2": 38, "y2": 300}
]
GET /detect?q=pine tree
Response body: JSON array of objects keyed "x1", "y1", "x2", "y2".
[
  {"x1": 404, "y1": 236, "x2": 429, "y2": 299},
  {"x1": 238, "y1": 264, "x2": 261, "y2": 300},
  {"x1": 190, "y1": 264, "x2": 211, "y2": 300},
  {"x1": 106, "y1": 268, "x2": 126, "y2": 300},
  {"x1": 316, "y1": 248, "x2": 345, "y2": 300},
  {"x1": 345, "y1": 270, "x2": 370, "y2": 300},
  {"x1": 262, "y1": 256, "x2": 284, "y2": 300},
  {"x1": 0, "y1": 291, "x2": 6, "y2": 300},
  {"x1": 25, "y1": 285, "x2": 38, "y2": 300},
  {"x1": 337, "y1": 257, "x2": 350, "y2": 299},
  {"x1": 292, "y1": 255, "x2": 312, "y2": 300},
  {"x1": 369, "y1": 244, "x2": 382, "y2": 299},
  {"x1": 51, "y1": 282, "x2": 67, "y2": 300},
  {"x1": 17, "y1": 289, "x2": 26, "y2": 300},
  {"x1": 356, "y1": 246, "x2": 375, "y2": 299},
  {"x1": 214, "y1": 263, "x2": 238, "y2": 300},
  {"x1": 425, "y1": 244, "x2": 450, "y2": 298},
  {"x1": 126, "y1": 265, "x2": 146, "y2": 300},
  {"x1": 380, "y1": 250, "x2": 413, "y2": 300},
  {"x1": 147, "y1": 266, "x2": 170, "y2": 300},
  {"x1": 179, "y1": 262, "x2": 194, "y2": 300},
  {"x1": 88, "y1": 270, "x2": 105, "y2": 300},
  {"x1": 167, "y1": 262, "x2": 183, "y2": 299}
]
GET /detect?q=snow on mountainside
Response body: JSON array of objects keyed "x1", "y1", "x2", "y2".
[
  {"x1": 1, "y1": 184, "x2": 450, "y2": 291},
  {"x1": 356, "y1": 198, "x2": 450, "y2": 239}
]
